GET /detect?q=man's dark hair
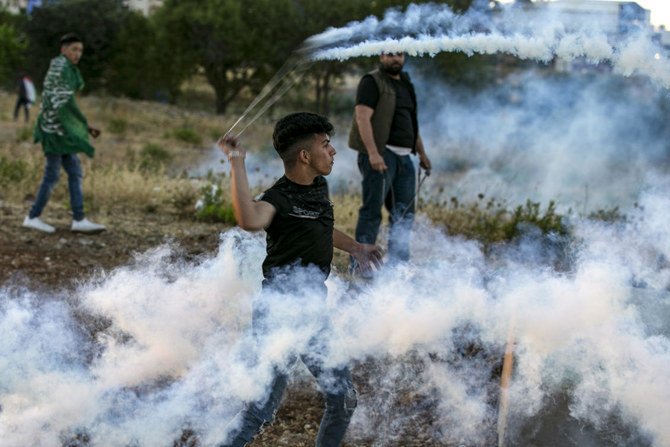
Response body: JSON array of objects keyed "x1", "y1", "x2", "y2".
[
  {"x1": 60, "y1": 33, "x2": 82, "y2": 46},
  {"x1": 272, "y1": 112, "x2": 333, "y2": 158}
]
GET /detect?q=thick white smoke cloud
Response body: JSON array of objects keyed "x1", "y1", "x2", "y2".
[
  {"x1": 4, "y1": 3, "x2": 670, "y2": 446},
  {"x1": 412, "y1": 69, "x2": 670, "y2": 211},
  {"x1": 201, "y1": 69, "x2": 670, "y2": 213},
  {"x1": 2, "y1": 181, "x2": 670, "y2": 446}
]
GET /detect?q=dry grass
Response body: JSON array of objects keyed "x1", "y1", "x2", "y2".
[
  {"x1": 1, "y1": 87, "x2": 569, "y2": 268},
  {"x1": 0, "y1": 88, "x2": 365, "y2": 218},
  {"x1": 0, "y1": 90, "x2": 230, "y2": 216}
]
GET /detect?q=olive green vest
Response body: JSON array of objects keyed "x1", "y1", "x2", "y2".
[{"x1": 348, "y1": 69, "x2": 397, "y2": 155}]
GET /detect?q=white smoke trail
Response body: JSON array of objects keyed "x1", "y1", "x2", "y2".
[{"x1": 308, "y1": 3, "x2": 670, "y2": 88}]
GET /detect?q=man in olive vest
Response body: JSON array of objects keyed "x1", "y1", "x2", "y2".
[{"x1": 348, "y1": 52, "x2": 431, "y2": 274}]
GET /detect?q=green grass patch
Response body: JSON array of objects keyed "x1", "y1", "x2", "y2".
[
  {"x1": 139, "y1": 143, "x2": 173, "y2": 172},
  {"x1": 15, "y1": 126, "x2": 32, "y2": 142},
  {"x1": 588, "y1": 206, "x2": 627, "y2": 223},
  {"x1": 107, "y1": 117, "x2": 128, "y2": 134},
  {"x1": 0, "y1": 156, "x2": 28, "y2": 187},
  {"x1": 169, "y1": 126, "x2": 202, "y2": 145},
  {"x1": 424, "y1": 195, "x2": 569, "y2": 250},
  {"x1": 194, "y1": 183, "x2": 235, "y2": 224}
]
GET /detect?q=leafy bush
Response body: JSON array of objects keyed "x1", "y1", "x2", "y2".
[
  {"x1": 194, "y1": 183, "x2": 235, "y2": 224},
  {"x1": 424, "y1": 195, "x2": 569, "y2": 250},
  {"x1": 588, "y1": 206, "x2": 626, "y2": 223},
  {"x1": 15, "y1": 126, "x2": 32, "y2": 142},
  {"x1": 0, "y1": 23, "x2": 26, "y2": 87},
  {"x1": 23, "y1": 0, "x2": 131, "y2": 92},
  {"x1": 107, "y1": 117, "x2": 128, "y2": 134},
  {"x1": 139, "y1": 143, "x2": 172, "y2": 172},
  {"x1": 0, "y1": 156, "x2": 28, "y2": 187},
  {"x1": 504, "y1": 200, "x2": 567, "y2": 240},
  {"x1": 209, "y1": 127, "x2": 223, "y2": 142},
  {"x1": 169, "y1": 126, "x2": 202, "y2": 145},
  {"x1": 170, "y1": 183, "x2": 198, "y2": 218}
]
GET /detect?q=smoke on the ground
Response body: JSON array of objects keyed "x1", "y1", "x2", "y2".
[{"x1": 2, "y1": 180, "x2": 670, "y2": 445}]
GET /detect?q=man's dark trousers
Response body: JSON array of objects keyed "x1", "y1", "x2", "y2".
[{"x1": 355, "y1": 150, "x2": 416, "y2": 262}]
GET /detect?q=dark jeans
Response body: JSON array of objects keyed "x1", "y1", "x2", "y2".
[
  {"x1": 14, "y1": 98, "x2": 30, "y2": 122},
  {"x1": 221, "y1": 305, "x2": 357, "y2": 447},
  {"x1": 29, "y1": 153, "x2": 85, "y2": 221},
  {"x1": 354, "y1": 150, "x2": 416, "y2": 262}
]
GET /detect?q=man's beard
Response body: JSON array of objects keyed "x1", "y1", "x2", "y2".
[{"x1": 382, "y1": 63, "x2": 403, "y2": 76}]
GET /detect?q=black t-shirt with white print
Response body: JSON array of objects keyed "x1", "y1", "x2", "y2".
[{"x1": 259, "y1": 175, "x2": 334, "y2": 288}]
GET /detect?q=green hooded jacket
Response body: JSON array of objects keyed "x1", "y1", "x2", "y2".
[{"x1": 34, "y1": 55, "x2": 95, "y2": 157}]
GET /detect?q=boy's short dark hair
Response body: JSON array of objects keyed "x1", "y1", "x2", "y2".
[
  {"x1": 272, "y1": 112, "x2": 333, "y2": 155},
  {"x1": 60, "y1": 33, "x2": 82, "y2": 46}
]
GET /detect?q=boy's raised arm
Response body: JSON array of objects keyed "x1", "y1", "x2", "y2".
[{"x1": 218, "y1": 135, "x2": 276, "y2": 231}]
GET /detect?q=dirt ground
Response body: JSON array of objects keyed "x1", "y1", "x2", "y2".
[
  {"x1": 1, "y1": 197, "x2": 472, "y2": 447},
  {"x1": 0, "y1": 200, "x2": 221, "y2": 286}
]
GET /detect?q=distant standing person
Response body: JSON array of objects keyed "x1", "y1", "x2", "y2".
[
  {"x1": 22, "y1": 33, "x2": 105, "y2": 234},
  {"x1": 14, "y1": 73, "x2": 35, "y2": 122},
  {"x1": 348, "y1": 51, "x2": 431, "y2": 273}
]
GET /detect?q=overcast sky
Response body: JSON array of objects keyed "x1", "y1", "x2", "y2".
[
  {"x1": 633, "y1": 0, "x2": 670, "y2": 28},
  {"x1": 499, "y1": 0, "x2": 670, "y2": 29}
]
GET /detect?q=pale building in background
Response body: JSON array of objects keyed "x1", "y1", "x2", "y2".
[
  {"x1": 500, "y1": 1, "x2": 652, "y2": 71},
  {"x1": 506, "y1": 0, "x2": 651, "y2": 34},
  {"x1": 541, "y1": 0, "x2": 651, "y2": 34},
  {"x1": 123, "y1": 0, "x2": 164, "y2": 16},
  {"x1": 0, "y1": 0, "x2": 28, "y2": 13},
  {"x1": 1, "y1": 0, "x2": 164, "y2": 15}
]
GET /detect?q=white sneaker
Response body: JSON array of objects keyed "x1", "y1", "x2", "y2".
[
  {"x1": 71, "y1": 218, "x2": 106, "y2": 233},
  {"x1": 22, "y1": 216, "x2": 56, "y2": 234}
]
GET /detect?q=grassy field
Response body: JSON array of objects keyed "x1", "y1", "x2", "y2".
[{"x1": 0, "y1": 86, "x2": 579, "y2": 277}]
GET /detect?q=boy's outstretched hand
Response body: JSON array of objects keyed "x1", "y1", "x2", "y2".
[{"x1": 352, "y1": 243, "x2": 384, "y2": 274}]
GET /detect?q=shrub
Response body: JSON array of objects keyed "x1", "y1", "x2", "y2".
[
  {"x1": 209, "y1": 127, "x2": 222, "y2": 142},
  {"x1": 108, "y1": 117, "x2": 128, "y2": 134},
  {"x1": 424, "y1": 196, "x2": 569, "y2": 250},
  {"x1": 170, "y1": 126, "x2": 202, "y2": 145},
  {"x1": 139, "y1": 143, "x2": 173, "y2": 172},
  {"x1": 171, "y1": 183, "x2": 198, "y2": 218},
  {"x1": 0, "y1": 23, "x2": 26, "y2": 87},
  {"x1": 15, "y1": 126, "x2": 32, "y2": 142},
  {"x1": 588, "y1": 206, "x2": 626, "y2": 223},
  {"x1": 503, "y1": 200, "x2": 567, "y2": 240},
  {"x1": 194, "y1": 183, "x2": 235, "y2": 224},
  {"x1": 0, "y1": 156, "x2": 28, "y2": 188}
]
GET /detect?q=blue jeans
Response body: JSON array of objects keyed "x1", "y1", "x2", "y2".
[
  {"x1": 354, "y1": 151, "x2": 416, "y2": 262},
  {"x1": 29, "y1": 153, "x2": 85, "y2": 221},
  {"x1": 221, "y1": 308, "x2": 357, "y2": 447}
]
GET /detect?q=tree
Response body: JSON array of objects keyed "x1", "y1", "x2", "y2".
[
  {"x1": 23, "y1": 0, "x2": 131, "y2": 92},
  {"x1": 155, "y1": 0, "x2": 302, "y2": 114},
  {"x1": 0, "y1": 22, "x2": 26, "y2": 88},
  {"x1": 105, "y1": 11, "x2": 189, "y2": 102},
  {"x1": 293, "y1": 0, "x2": 375, "y2": 115},
  {"x1": 297, "y1": 0, "x2": 452, "y2": 114}
]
